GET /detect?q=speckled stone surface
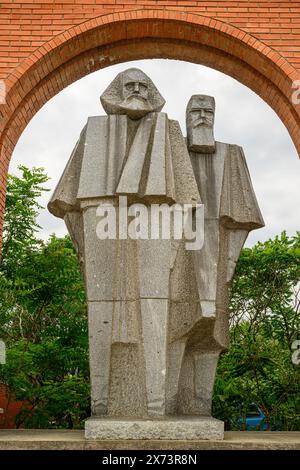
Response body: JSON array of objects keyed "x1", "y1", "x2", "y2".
[{"x1": 85, "y1": 416, "x2": 224, "y2": 440}]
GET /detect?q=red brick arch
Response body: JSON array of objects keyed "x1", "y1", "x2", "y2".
[{"x1": 1, "y1": 8, "x2": 300, "y2": 249}]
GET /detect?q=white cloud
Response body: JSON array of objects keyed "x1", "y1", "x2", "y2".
[{"x1": 10, "y1": 60, "x2": 300, "y2": 247}]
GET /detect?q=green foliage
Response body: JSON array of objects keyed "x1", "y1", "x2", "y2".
[
  {"x1": 1, "y1": 166, "x2": 49, "y2": 275},
  {"x1": 1, "y1": 339, "x2": 89, "y2": 429},
  {"x1": 213, "y1": 233, "x2": 300, "y2": 430},
  {"x1": 0, "y1": 166, "x2": 89, "y2": 428},
  {"x1": 0, "y1": 166, "x2": 299, "y2": 429}
]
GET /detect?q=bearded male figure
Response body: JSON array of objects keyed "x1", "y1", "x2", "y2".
[{"x1": 183, "y1": 95, "x2": 265, "y2": 415}]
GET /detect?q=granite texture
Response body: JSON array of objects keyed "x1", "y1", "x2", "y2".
[{"x1": 84, "y1": 417, "x2": 224, "y2": 440}]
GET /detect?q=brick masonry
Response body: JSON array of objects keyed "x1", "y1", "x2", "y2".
[{"x1": 0, "y1": 1, "x2": 300, "y2": 251}]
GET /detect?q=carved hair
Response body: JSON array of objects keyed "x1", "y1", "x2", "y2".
[{"x1": 100, "y1": 68, "x2": 165, "y2": 119}]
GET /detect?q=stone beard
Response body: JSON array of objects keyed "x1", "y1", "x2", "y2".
[
  {"x1": 117, "y1": 70, "x2": 152, "y2": 118},
  {"x1": 48, "y1": 73, "x2": 264, "y2": 441},
  {"x1": 186, "y1": 95, "x2": 216, "y2": 154}
]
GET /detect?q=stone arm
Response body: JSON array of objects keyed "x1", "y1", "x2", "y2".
[
  {"x1": 220, "y1": 144, "x2": 264, "y2": 231},
  {"x1": 48, "y1": 124, "x2": 87, "y2": 273},
  {"x1": 48, "y1": 124, "x2": 87, "y2": 219},
  {"x1": 220, "y1": 144, "x2": 265, "y2": 284}
]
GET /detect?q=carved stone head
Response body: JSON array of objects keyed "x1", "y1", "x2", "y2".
[
  {"x1": 186, "y1": 95, "x2": 216, "y2": 154},
  {"x1": 100, "y1": 68, "x2": 165, "y2": 119}
]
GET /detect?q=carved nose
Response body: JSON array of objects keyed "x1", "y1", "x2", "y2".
[{"x1": 133, "y1": 83, "x2": 140, "y2": 94}]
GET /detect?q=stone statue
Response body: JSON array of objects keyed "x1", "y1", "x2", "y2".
[
  {"x1": 48, "y1": 70, "x2": 264, "y2": 440},
  {"x1": 185, "y1": 94, "x2": 264, "y2": 415}
]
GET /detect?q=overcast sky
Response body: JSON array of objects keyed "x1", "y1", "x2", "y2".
[{"x1": 9, "y1": 59, "x2": 300, "y2": 247}]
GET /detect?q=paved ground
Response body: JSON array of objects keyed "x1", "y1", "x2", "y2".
[{"x1": 0, "y1": 430, "x2": 299, "y2": 450}]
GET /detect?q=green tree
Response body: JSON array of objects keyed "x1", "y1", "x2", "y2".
[
  {"x1": 1, "y1": 166, "x2": 48, "y2": 275},
  {"x1": 0, "y1": 167, "x2": 89, "y2": 428},
  {"x1": 213, "y1": 233, "x2": 300, "y2": 430}
]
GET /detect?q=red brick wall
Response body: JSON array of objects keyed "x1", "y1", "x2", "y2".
[
  {"x1": 0, "y1": 1, "x2": 300, "y2": 251},
  {"x1": 0, "y1": 384, "x2": 28, "y2": 428}
]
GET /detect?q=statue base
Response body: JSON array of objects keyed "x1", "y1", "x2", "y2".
[{"x1": 85, "y1": 417, "x2": 224, "y2": 440}]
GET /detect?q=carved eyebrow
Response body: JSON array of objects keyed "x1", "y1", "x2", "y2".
[
  {"x1": 190, "y1": 106, "x2": 214, "y2": 112},
  {"x1": 125, "y1": 80, "x2": 148, "y2": 86}
]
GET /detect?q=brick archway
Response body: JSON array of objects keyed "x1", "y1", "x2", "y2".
[{"x1": 1, "y1": 8, "x2": 300, "y2": 248}]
